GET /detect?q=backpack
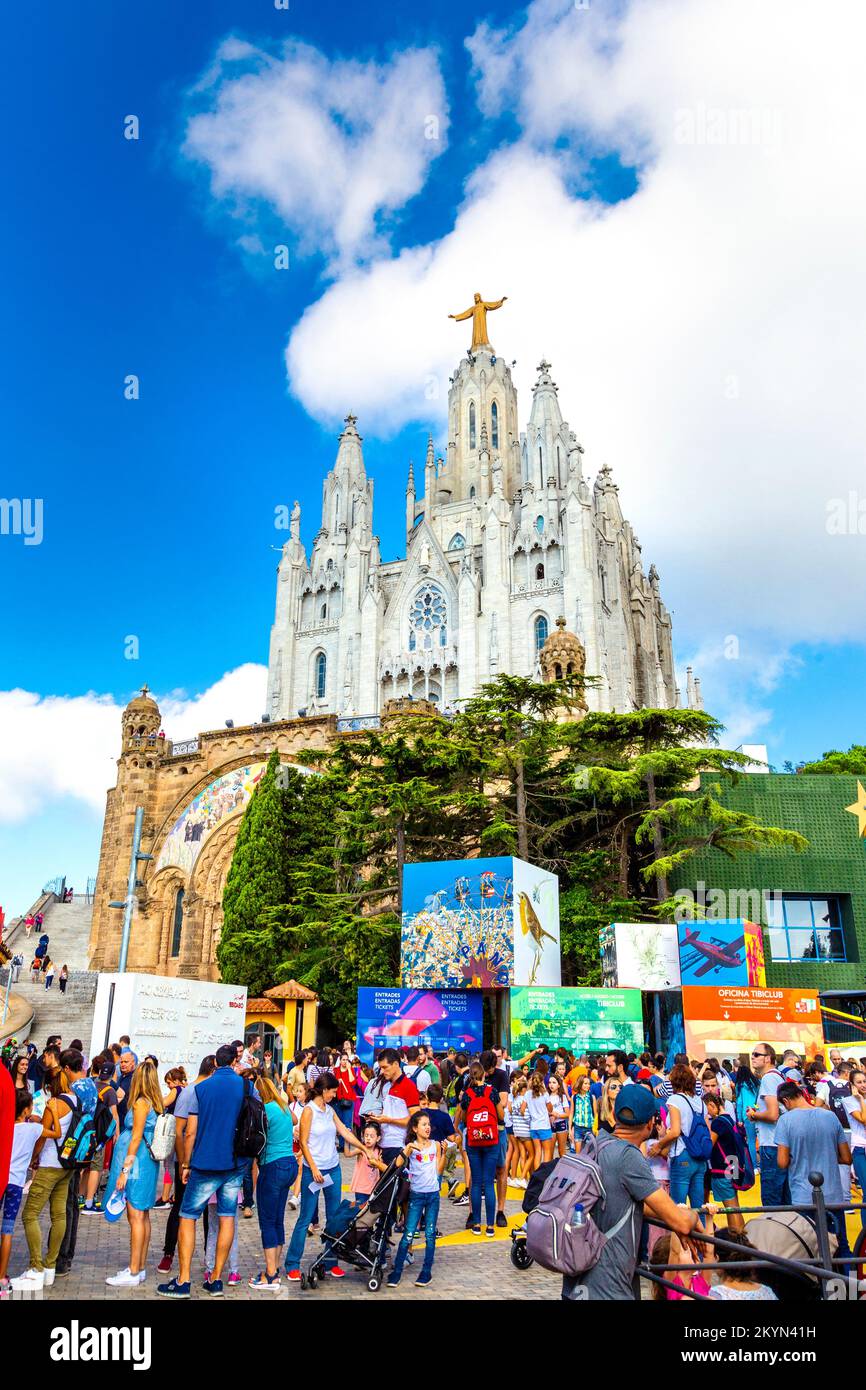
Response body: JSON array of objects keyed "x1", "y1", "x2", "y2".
[
  {"x1": 825, "y1": 1080, "x2": 852, "y2": 1130},
  {"x1": 444, "y1": 1072, "x2": 463, "y2": 1112},
  {"x1": 524, "y1": 1139, "x2": 631, "y2": 1277},
  {"x1": 55, "y1": 1093, "x2": 98, "y2": 1170},
  {"x1": 730, "y1": 1121, "x2": 756, "y2": 1192},
  {"x1": 93, "y1": 1084, "x2": 117, "y2": 1148},
  {"x1": 145, "y1": 1112, "x2": 177, "y2": 1163},
  {"x1": 464, "y1": 1085, "x2": 498, "y2": 1147},
  {"x1": 679, "y1": 1096, "x2": 713, "y2": 1163},
  {"x1": 234, "y1": 1080, "x2": 268, "y2": 1160}
]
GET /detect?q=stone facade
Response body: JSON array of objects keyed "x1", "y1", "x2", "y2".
[
  {"x1": 88, "y1": 688, "x2": 333, "y2": 980},
  {"x1": 266, "y1": 340, "x2": 681, "y2": 723}
]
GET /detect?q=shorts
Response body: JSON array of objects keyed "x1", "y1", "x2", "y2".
[
  {"x1": 573, "y1": 1126, "x2": 591, "y2": 1142},
  {"x1": 552, "y1": 1120, "x2": 568, "y2": 1134},
  {"x1": 710, "y1": 1172, "x2": 736, "y2": 1202},
  {"x1": 496, "y1": 1129, "x2": 508, "y2": 1166},
  {"x1": 530, "y1": 1128, "x2": 553, "y2": 1142},
  {"x1": 1, "y1": 1183, "x2": 24, "y2": 1236},
  {"x1": 180, "y1": 1167, "x2": 246, "y2": 1221}
]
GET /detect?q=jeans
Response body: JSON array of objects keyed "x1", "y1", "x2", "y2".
[
  {"x1": 467, "y1": 1145, "x2": 498, "y2": 1227},
  {"x1": 391, "y1": 1192, "x2": 439, "y2": 1280},
  {"x1": 284, "y1": 1164, "x2": 343, "y2": 1272},
  {"x1": 335, "y1": 1100, "x2": 354, "y2": 1151},
  {"x1": 669, "y1": 1151, "x2": 706, "y2": 1210},
  {"x1": 205, "y1": 1209, "x2": 239, "y2": 1275},
  {"x1": 852, "y1": 1148, "x2": 866, "y2": 1229},
  {"x1": 241, "y1": 1158, "x2": 254, "y2": 1210},
  {"x1": 257, "y1": 1156, "x2": 298, "y2": 1248},
  {"x1": 759, "y1": 1146, "x2": 789, "y2": 1208},
  {"x1": 827, "y1": 1207, "x2": 851, "y2": 1260},
  {"x1": 22, "y1": 1168, "x2": 72, "y2": 1271}
]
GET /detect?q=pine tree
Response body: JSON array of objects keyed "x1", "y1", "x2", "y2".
[{"x1": 217, "y1": 750, "x2": 291, "y2": 996}]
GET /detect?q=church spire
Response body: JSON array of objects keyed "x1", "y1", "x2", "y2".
[{"x1": 406, "y1": 460, "x2": 416, "y2": 542}]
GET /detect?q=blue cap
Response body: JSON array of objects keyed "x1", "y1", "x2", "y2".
[{"x1": 614, "y1": 1083, "x2": 660, "y2": 1126}]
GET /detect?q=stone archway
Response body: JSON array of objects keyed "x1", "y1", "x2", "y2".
[{"x1": 188, "y1": 815, "x2": 244, "y2": 979}]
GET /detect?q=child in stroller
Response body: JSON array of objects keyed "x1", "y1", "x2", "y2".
[{"x1": 302, "y1": 1156, "x2": 408, "y2": 1292}]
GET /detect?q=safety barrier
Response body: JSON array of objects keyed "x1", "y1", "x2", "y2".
[{"x1": 639, "y1": 1172, "x2": 866, "y2": 1300}]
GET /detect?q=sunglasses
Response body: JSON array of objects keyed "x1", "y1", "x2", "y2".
[{"x1": 751, "y1": 1051, "x2": 766, "y2": 1058}]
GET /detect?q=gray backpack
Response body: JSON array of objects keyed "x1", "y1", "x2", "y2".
[{"x1": 524, "y1": 1137, "x2": 631, "y2": 1277}]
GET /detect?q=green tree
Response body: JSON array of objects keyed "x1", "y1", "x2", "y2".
[
  {"x1": 217, "y1": 751, "x2": 291, "y2": 996},
  {"x1": 798, "y1": 744, "x2": 866, "y2": 775}
]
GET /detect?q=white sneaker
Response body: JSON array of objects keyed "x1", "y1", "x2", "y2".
[
  {"x1": 43, "y1": 1268, "x2": 57, "y2": 1286},
  {"x1": 11, "y1": 1268, "x2": 44, "y2": 1291},
  {"x1": 288, "y1": 1194, "x2": 300, "y2": 1210},
  {"x1": 106, "y1": 1268, "x2": 141, "y2": 1287}
]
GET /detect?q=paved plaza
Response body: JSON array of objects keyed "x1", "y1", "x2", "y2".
[{"x1": 7, "y1": 1158, "x2": 556, "y2": 1302}]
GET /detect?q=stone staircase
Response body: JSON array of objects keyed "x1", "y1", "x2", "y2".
[{"x1": 7, "y1": 898, "x2": 98, "y2": 1051}]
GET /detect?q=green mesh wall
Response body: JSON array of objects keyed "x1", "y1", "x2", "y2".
[{"x1": 668, "y1": 774, "x2": 866, "y2": 991}]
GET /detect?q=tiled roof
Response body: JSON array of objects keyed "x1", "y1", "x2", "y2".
[
  {"x1": 245, "y1": 998, "x2": 282, "y2": 1014},
  {"x1": 264, "y1": 979, "x2": 318, "y2": 1001}
]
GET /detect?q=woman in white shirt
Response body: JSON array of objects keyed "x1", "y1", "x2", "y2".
[
  {"x1": 15, "y1": 1066, "x2": 74, "y2": 1290},
  {"x1": 650, "y1": 1063, "x2": 710, "y2": 1216},
  {"x1": 283, "y1": 1072, "x2": 365, "y2": 1282}
]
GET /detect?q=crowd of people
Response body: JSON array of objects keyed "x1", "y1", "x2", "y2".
[{"x1": 0, "y1": 1030, "x2": 863, "y2": 1300}]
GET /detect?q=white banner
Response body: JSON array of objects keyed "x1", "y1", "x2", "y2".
[{"x1": 89, "y1": 973, "x2": 247, "y2": 1076}]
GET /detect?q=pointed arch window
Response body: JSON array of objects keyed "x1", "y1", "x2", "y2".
[
  {"x1": 315, "y1": 651, "x2": 327, "y2": 700},
  {"x1": 491, "y1": 401, "x2": 499, "y2": 450},
  {"x1": 538, "y1": 446, "x2": 544, "y2": 487},
  {"x1": 170, "y1": 888, "x2": 184, "y2": 959},
  {"x1": 469, "y1": 486, "x2": 476, "y2": 499},
  {"x1": 409, "y1": 583, "x2": 447, "y2": 652},
  {"x1": 469, "y1": 402, "x2": 476, "y2": 450},
  {"x1": 534, "y1": 614, "x2": 549, "y2": 653},
  {"x1": 535, "y1": 563, "x2": 545, "y2": 581},
  {"x1": 536, "y1": 515, "x2": 545, "y2": 534},
  {"x1": 448, "y1": 533, "x2": 466, "y2": 551}
]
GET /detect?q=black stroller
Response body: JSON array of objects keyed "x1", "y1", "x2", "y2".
[{"x1": 302, "y1": 1157, "x2": 407, "y2": 1293}]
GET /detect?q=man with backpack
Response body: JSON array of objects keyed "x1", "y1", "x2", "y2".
[
  {"x1": 481, "y1": 1050, "x2": 511, "y2": 1228},
  {"x1": 552, "y1": 1084, "x2": 703, "y2": 1300},
  {"x1": 746, "y1": 1042, "x2": 790, "y2": 1207},
  {"x1": 157, "y1": 1044, "x2": 248, "y2": 1299}
]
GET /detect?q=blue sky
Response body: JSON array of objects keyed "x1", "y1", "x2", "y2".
[{"x1": 2, "y1": 0, "x2": 864, "y2": 918}]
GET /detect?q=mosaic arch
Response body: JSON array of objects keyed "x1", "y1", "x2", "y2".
[{"x1": 155, "y1": 761, "x2": 316, "y2": 876}]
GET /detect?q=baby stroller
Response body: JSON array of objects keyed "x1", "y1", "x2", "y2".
[
  {"x1": 510, "y1": 1157, "x2": 557, "y2": 1271},
  {"x1": 302, "y1": 1156, "x2": 407, "y2": 1293}
]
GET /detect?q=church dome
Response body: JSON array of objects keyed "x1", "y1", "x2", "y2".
[
  {"x1": 122, "y1": 685, "x2": 162, "y2": 741},
  {"x1": 125, "y1": 685, "x2": 158, "y2": 713},
  {"x1": 540, "y1": 617, "x2": 586, "y2": 685}
]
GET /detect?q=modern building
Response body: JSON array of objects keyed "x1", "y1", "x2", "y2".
[{"x1": 670, "y1": 772, "x2": 866, "y2": 1040}]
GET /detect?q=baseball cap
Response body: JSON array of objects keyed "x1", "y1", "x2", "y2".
[
  {"x1": 614, "y1": 1083, "x2": 660, "y2": 1126},
  {"x1": 636, "y1": 1067, "x2": 654, "y2": 1082}
]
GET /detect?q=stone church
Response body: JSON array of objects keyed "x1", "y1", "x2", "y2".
[
  {"x1": 266, "y1": 303, "x2": 678, "y2": 723},
  {"x1": 88, "y1": 300, "x2": 692, "y2": 980}
]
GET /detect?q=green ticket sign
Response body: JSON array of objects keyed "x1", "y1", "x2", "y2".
[{"x1": 510, "y1": 986, "x2": 645, "y2": 1054}]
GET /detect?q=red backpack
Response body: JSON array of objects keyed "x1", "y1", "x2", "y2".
[{"x1": 465, "y1": 1085, "x2": 499, "y2": 1147}]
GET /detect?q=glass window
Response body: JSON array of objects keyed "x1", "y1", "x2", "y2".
[
  {"x1": 170, "y1": 889, "x2": 184, "y2": 959},
  {"x1": 448, "y1": 533, "x2": 466, "y2": 551},
  {"x1": 315, "y1": 652, "x2": 327, "y2": 700},
  {"x1": 765, "y1": 895, "x2": 847, "y2": 962},
  {"x1": 534, "y1": 615, "x2": 549, "y2": 653},
  {"x1": 469, "y1": 402, "x2": 476, "y2": 450},
  {"x1": 409, "y1": 584, "x2": 447, "y2": 650},
  {"x1": 536, "y1": 515, "x2": 545, "y2": 534},
  {"x1": 491, "y1": 401, "x2": 499, "y2": 450},
  {"x1": 469, "y1": 486, "x2": 476, "y2": 499}
]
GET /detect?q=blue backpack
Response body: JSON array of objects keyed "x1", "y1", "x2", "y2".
[{"x1": 680, "y1": 1096, "x2": 713, "y2": 1163}]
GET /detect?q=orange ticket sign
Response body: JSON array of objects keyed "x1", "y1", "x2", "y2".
[{"x1": 682, "y1": 985, "x2": 824, "y2": 1062}]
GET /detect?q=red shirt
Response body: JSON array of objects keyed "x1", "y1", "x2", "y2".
[
  {"x1": 0, "y1": 1062, "x2": 14, "y2": 1198},
  {"x1": 337, "y1": 1067, "x2": 358, "y2": 1102}
]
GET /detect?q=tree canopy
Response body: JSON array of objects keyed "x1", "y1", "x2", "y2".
[
  {"x1": 798, "y1": 743, "x2": 866, "y2": 775},
  {"x1": 218, "y1": 679, "x2": 807, "y2": 1030}
]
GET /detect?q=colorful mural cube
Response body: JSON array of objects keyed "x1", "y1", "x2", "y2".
[
  {"x1": 676, "y1": 918, "x2": 766, "y2": 987},
  {"x1": 355, "y1": 987, "x2": 483, "y2": 1065},
  {"x1": 401, "y1": 856, "x2": 560, "y2": 990},
  {"x1": 600, "y1": 922, "x2": 682, "y2": 990}
]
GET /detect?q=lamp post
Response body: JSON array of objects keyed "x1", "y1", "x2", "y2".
[{"x1": 108, "y1": 807, "x2": 152, "y2": 973}]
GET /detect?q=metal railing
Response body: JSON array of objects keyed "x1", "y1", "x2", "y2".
[{"x1": 639, "y1": 1173, "x2": 866, "y2": 1300}]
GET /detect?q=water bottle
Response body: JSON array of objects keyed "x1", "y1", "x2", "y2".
[{"x1": 570, "y1": 1202, "x2": 585, "y2": 1231}]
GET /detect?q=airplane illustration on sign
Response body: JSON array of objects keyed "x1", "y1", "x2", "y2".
[{"x1": 680, "y1": 927, "x2": 745, "y2": 978}]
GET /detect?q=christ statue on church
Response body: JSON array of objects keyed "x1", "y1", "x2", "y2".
[{"x1": 449, "y1": 292, "x2": 508, "y2": 350}]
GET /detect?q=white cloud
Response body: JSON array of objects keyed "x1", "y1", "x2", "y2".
[
  {"x1": 280, "y1": 0, "x2": 866, "y2": 675},
  {"x1": 183, "y1": 37, "x2": 448, "y2": 268},
  {"x1": 0, "y1": 665, "x2": 267, "y2": 826}
]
